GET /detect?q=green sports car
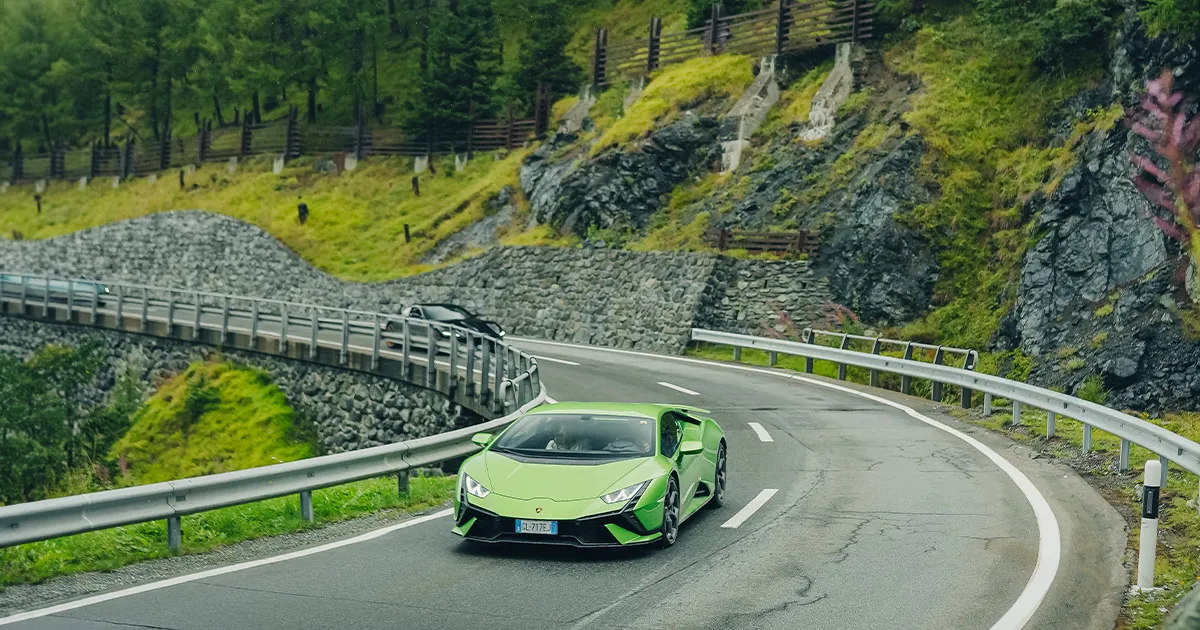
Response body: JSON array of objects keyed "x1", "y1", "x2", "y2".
[{"x1": 452, "y1": 402, "x2": 727, "y2": 548}]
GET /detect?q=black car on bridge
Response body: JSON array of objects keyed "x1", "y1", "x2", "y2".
[{"x1": 383, "y1": 303, "x2": 505, "y2": 347}]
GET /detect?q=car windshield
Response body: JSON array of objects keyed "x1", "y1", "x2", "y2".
[
  {"x1": 490, "y1": 413, "x2": 655, "y2": 459},
  {"x1": 421, "y1": 305, "x2": 471, "y2": 320}
]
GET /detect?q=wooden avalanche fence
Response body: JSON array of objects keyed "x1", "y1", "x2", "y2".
[
  {"x1": 593, "y1": 0, "x2": 873, "y2": 86},
  {"x1": 704, "y1": 227, "x2": 821, "y2": 258}
]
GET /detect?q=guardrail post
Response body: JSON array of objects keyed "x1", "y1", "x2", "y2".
[
  {"x1": 19, "y1": 275, "x2": 28, "y2": 313},
  {"x1": 961, "y1": 351, "x2": 978, "y2": 408},
  {"x1": 280, "y1": 303, "x2": 289, "y2": 352},
  {"x1": 222, "y1": 295, "x2": 230, "y2": 341},
  {"x1": 66, "y1": 278, "x2": 75, "y2": 322},
  {"x1": 192, "y1": 293, "x2": 201, "y2": 339},
  {"x1": 309, "y1": 310, "x2": 319, "y2": 360},
  {"x1": 1012, "y1": 400, "x2": 1022, "y2": 426},
  {"x1": 494, "y1": 347, "x2": 506, "y2": 410},
  {"x1": 340, "y1": 310, "x2": 349, "y2": 365},
  {"x1": 983, "y1": 393, "x2": 992, "y2": 416},
  {"x1": 1082, "y1": 423, "x2": 1092, "y2": 453},
  {"x1": 300, "y1": 490, "x2": 314, "y2": 522},
  {"x1": 398, "y1": 470, "x2": 410, "y2": 495},
  {"x1": 139, "y1": 288, "x2": 148, "y2": 332},
  {"x1": 480, "y1": 338, "x2": 492, "y2": 399},
  {"x1": 449, "y1": 332, "x2": 460, "y2": 395},
  {"x1": 768, "y1": 350, "x2": 777, "y2": 366},
  {"x1": 371, "y1": 314, "x2": 381, "y2": 370},
  {"x1": 250, "y1": 300, "x2": 261, "y2": 347},
  {"x1": 114, "y1": 283, "x2": 123, "y2": 326},
  {"x1": 901, "y1": 342, "x2": 914, "y2": 394},
  {"x1": 1160, "y1": 455, "x2": 1169, "y2": 489},
  {"x1": 733, "y1": 346, "x2": 742, "y2": 361},
  {"x1": 465, "y1": 332, "x2": 477, "y2": 396},
  {"x1": 1138, "y1": 459, "x2": 1162, "y2": 589},
  {"x1": 837, "y1": 334, "x2": 850, "y2": 381},
  {"x1": 931, "y1": 347, "x2": 945, "y2": 402},
  {"x1": 803, "y1": 329, "x2": 814, "y2": 373},
  {"x1": 1046, "y1": 411, "x2": 1056, "y2": 438},
  {"x1": 869, "y1": 338, "x2": 882, "y2": 387},
  {"x1": 1119, "y1": 439, "x2": 1131, "y2": 472},
  {"x1": 42, "y1": 277, "x2": 51, "y2": 320},
  {"x1": 402, "y1": 319, "x2": 412, "y2": 379},
  {"x1": 164, "y1": 290, "x2": 176, "y2": 335},
  {"x1": 427, "y1": 322, "x2": 438, "y2": 388},
  {"x1": 167, "y1": 516, "x2": 182, "y2": 553},
  {"x1": 90, "y1": 283, "x2": 99, "y2": 325}
]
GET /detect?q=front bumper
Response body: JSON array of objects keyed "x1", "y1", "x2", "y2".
[{"x1": 454, "y1": 502, "x2": 661, "y2": 547}]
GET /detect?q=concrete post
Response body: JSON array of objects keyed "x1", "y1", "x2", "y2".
[{"x1": 1137, "y1": 459, "x2": 1162, "y2": 589}]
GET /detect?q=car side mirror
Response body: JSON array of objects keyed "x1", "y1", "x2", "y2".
[
  {"x1": 680, "y1": 440, "x2": 703, "y2": 456},
  {"x1": 471, "y1": 433, "x2": 494, "y2": 448}
]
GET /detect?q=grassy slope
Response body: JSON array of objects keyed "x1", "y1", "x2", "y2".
[
  {"x1": 0, "y1": 359, "x2": 459, "y2": 590},
  {"x1": 109, "y1": 360, "x2": 313, "y2": 483},
  {"x1": 0, "y1": 150, "x2": 558, "y2": 282}
]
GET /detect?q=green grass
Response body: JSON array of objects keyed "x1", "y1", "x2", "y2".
[
  {"x1": 565, "y1": 0, "x2": 690, "y2": 71},
  {"x1": 109, "y1": 360, "x2": 313, "y2": 484},
  {"x1": 0, "y1": 474, "x2": 455, "y2": 590},
  {"x1": 884, "y1": 17, "x2": 1105, "y2": 348},
  {"x1": 0, "y1": 149, "x2": 554, "y2": 282},
  {"x1": 591, "y1": 54, "x2": 755, "y2": 155}
]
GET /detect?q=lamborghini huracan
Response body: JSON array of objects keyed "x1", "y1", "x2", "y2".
[{"x1": 452, "y1": 402, "x2": 727, "y2": 548}]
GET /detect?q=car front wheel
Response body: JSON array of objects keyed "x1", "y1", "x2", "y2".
[
  {"x1": 660, "y1": 477, "x2": 680, "y2": 548},
  {"x1": 708, "y1": 442, "x2": 727, "y2": 509}
]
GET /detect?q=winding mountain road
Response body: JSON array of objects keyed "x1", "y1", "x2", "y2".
[{"x1": 1, "y1": 337, "x2": 1126, "y2": 630}]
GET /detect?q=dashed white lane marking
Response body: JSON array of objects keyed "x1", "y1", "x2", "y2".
[
  {"x1": 532, "y1": 355, "x2": 580, "y2": 366},
  {"x1": 0, "y1": 510, "x2": 453, "y2": 626},
  {"x1": 747, "y1": 422, "x2": 774, "y2": 442},
  {"x1": 657, "y1": 381, "x2": 700, "y2": 396},
  {"x1": 720, "y1": 489, "x2": 779, "y2": 529}
]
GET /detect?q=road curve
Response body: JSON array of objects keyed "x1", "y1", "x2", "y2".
[{"x1": 1, "y1": 339, "x2": 1125, "y2": 630}]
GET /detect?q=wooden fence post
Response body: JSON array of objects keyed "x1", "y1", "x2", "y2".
[
  {"x1": 505, "y1": 106, "x2": 515, "y2": 150},
  {"x1": 353, "y1": 105, "x2": 366, "y2": 160},
  {"x1": 776, "y1": 0, "x2": 791, "y2": 54},
  {"x1": 240, "y1": 114, "x2": 252, "y2": 156},
  {"x1": 533, "y1": 83, "x2": 550, "y2": 138},
  {"x1": 122, "y1": 137, "x2": 135, "y2": 178},
  {"x1": 160, "y1": 131, "x2": 171, "y2": 171},
  {"x1": 50, "y1": 145, "x2": 65, "y2": 179},
  {"x1": 851, "y1": 0, "x2": 860, "y2": 41},
  {"x1": 592, "y1": 28, "x2": 608, "y2": 87},
  {"x1": 285, "y1": 105, "x2": 300, "y2": 162},
  {"x1": 198, "y1": 121, "x2": 210, "y2": 163},
  {"x1": 647, "y1": 17, "x2": 662, "y2": 73},
  {"x1": 717, "y1": 227, "x2": 730, "y2": 250},
  {"x1": 706, "y1": 3, "x2": 726, "y2": 54},
  {"x1": 466, "y1": 102, "x2": 476, "y2": 159},
  {"x1": 11, "y1": 142, "x2": 22, "y2": 181},
  {"x1": 90, "y1": 141, "x2": 100, "y2": 178}
]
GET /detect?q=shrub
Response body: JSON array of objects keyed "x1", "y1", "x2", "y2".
[{"x1": 1077, "y1": 374, "x2": 1110, "y2": 404}]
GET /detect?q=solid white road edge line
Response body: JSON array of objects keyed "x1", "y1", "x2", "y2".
[
  {"x1": 657, "y1": 381, "x2": 701, "y2": 396},
  {"x1": 508, "y1": 336, "x2": 1060, "y2": 630},
  {"x1": 720, "y1": 489, "x2": 779, "y2": 528},
  {"x1": 747, "y1": 422, "x2": 774, "y2": 443},
  {"x1": 531, "y1": 355, "x2": 581, "y2": 366},
  {"x1": 0, "y1": 510, "x2": 453, "y2": 626}
]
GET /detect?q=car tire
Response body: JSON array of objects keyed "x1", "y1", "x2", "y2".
[
  {"x1": 708, "y1": 441, "x2": 727, "y2": 509},
  {"x1": 659, "y1": 476, "x2": 681, "y2": 548}
]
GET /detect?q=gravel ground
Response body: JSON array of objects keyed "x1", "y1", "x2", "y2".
[{"x1": 0, "y1": 501, "x2": 452, "y2": 618}]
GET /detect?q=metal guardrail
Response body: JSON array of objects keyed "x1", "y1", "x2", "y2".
[
  {"x1": 0, "y1": 392, "x2": 547, "y2": 549},
  {"x1": 742, "y1": 327, "x2": 979, "y2": 406},
  {"x1": 693, "y1": 328, "x2": 1200, "y2": 490},
  {"x1": 0, "y1": 272, "x2": 542, "y2": 417}
]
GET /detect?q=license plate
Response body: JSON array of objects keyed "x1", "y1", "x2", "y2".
[{"x1": 515, "y1": 519, "x2": 558, "y2": 535}]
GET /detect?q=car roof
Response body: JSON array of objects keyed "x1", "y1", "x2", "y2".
[{"x1": 526, "y1": 401, "x2": 711, "y2": 419}]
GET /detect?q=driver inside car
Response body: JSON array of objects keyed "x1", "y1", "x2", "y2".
[{"x1": 546, "y1": 424, "x2": 588, "y2": 451}]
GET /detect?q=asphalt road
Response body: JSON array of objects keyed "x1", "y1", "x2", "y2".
[{"x1": 0, "y1": 333, "x2": 1128, "y2": 630}]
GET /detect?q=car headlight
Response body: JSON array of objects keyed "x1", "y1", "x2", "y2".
[
  {"x1": 439, "y1": 329, "x2": 451, "y2": 338},
  {"x1": 463, "y1": 474, "x2": 490, "y2": 499},
  {"x1": 601, "y1": 480, "x2": 648, "y2": 505}
]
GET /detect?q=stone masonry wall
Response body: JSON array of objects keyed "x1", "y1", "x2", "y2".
[
  {"x1": 0, "y1": 317, "x2": 481, "y2": 454},
  {"x1": 0, "y1": 211, "x2": 830, "y2": 354}
]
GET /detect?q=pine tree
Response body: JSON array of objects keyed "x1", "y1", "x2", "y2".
[{"x1": 508, "y1": 0, "x2": 580, "y2": 116}]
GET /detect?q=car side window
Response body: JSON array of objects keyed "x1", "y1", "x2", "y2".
[
  {"x1": 660, "y1": 413, "x2": 682, "y2": 458},
  {"x1": 410, "y1": 306, "x2": 424, "y2": 319}
]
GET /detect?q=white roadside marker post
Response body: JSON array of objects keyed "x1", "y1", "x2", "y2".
[{"x1": 1137, "y1": 459, "x2": 1162, "y2": 590}]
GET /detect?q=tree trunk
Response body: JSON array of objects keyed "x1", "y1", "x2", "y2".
[
  {"x1": 252, "y1": 91, "x2": 261, "y2": 125},
  {"x1": 420, "y1": 0, "x2": 431, "y2": 72},
  {"x1": 388, "y1": 0, "x2": 401, "y2": 34},
  {"x1": 307, "y1": 77, "x2": 318, "y2": 123},
  {"x1": 41, "y1": 113, "x2": 53, "y2": 152},
  {"x1": 104, "y1": 80, "x2": 112, "y2": 148}
]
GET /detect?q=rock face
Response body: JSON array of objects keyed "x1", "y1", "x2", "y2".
[
  {"x1": 0, "y1": 211, "x2": 832, "y2": 354},
  {"x1": 422, "y1": 186, "x2": 519, "y2": 265},
  {"x1": 698, "y1": 259, "x2": 835, "y2": 335},
  {"x1": 0, "y1": 317, "x2": 480, "y2": 454},
  {"x1": 813, "y1": 135, "x2": 938, "y2": 325},
  {"x1": 998, "y1": 3, "x2": 1200, "y2": 411},
  {"x1": 521, "y1": 114, "x2": 722, "y2": 236}
]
